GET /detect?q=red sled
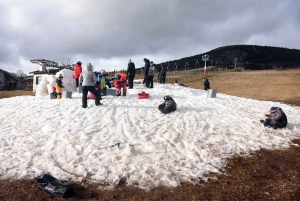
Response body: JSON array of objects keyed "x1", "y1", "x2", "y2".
[{"x1": 138, "y1": 91, "x2": 150, "y2": 99}]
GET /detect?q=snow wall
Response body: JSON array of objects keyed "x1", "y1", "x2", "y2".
[{"x1": 35, "y1": 69, "x2": 76, "y2": 96}]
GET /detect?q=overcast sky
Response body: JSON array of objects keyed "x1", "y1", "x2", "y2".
[{"x1": 0, "y1": 0, "x2": 299, "y2": 74}]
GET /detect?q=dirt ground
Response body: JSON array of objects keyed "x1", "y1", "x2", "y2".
[{"x1": 1, "y1": 69, "x2": 300, "y2": 200}]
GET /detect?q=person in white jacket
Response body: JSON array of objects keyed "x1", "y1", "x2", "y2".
[{"x1": 79, "y1": 63, "x2": 102, "y2": 108}]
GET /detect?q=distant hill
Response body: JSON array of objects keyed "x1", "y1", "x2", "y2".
[{"x1": 151, "y1": 45, "x2": 300, "y2": 71}]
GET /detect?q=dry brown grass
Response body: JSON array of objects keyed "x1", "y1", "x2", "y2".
[
  {"x1": 1, "y1": 69, "x2": 300, "y2": 200},
  {"x1": 0, "y1": 90, "x2": 35, "y2": 99}
]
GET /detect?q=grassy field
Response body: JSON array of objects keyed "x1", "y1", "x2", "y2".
[
  {"x1": 1, "y1": 69, "x2": 300, "y2": 200},
  {"x1": 0, "y1": 90, "x2": 34, "y2": 99}
]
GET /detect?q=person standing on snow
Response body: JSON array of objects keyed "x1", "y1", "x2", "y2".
[
  {"x1": 97, "y1": 69, "x2": 109, "y2": 96},
  {"x1": 260, "y1": 106, "x2": 288, "y2": 129},
  {"x1": 79, "y1": 63, "x2": 102, "y2": 108},
  {"x1": 147, "y1": 61, "x2": 156, "y2": 88},
  {"x1": 143, "y1": 58, "x2": 150, "y2": 86},
  {"x1": 56, "y1": 74, "x2": 65, "y2": 99},
  {"x1": 127, "y1": 59, "x2": 136, "y2": 89},
  {"x1": 74, "y1": 61, "x2": 82, "y2": 89},
  {"x1": 158, "y1": 68, "x2": 166, "y2": 84}
]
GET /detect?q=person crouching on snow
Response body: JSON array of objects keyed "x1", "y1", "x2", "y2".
[
  {"x1": 203, "y1": 77, "x2": 210, "y2": 91},
  {"x1": 260, "y1": 106, "x2": 288, "y2": 129},
  {"x1": 56, "y1": 74, "x2": 65, "y2": 99},
  {"x1": 174, "y1": 79, "x2": 187, "y2": 87},
  {"x1": 158, "y1": 95, "x2": 177, "y2": 114},
  {"x1": 79, "y1": 63, "x2": 102, "y2": 108},
  {"x1": 113, "y1": 72, "x2": 127, "y2": 96}
]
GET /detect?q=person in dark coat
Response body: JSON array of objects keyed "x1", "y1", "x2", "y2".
[
  {"x1": 174, "y1": 79, "x2": 187, "y2": 87},
  {"x1": 158, "y1": 68, "x2": 166, "y2": 84},
  {"x1": 127, "y1": 59, "x2": 136, "y2": 89},
  {"x1": 147, "y1": 61, "x2": 155, "y2": 88},
  {"x1": 158, "y1": 95, "x2": 177, "y2": 114},
  {"x1": 260, "y1": 106, "x2": 288, "y2": 129},
  {"x1": 203, "y1": 77, "x2": 210, "y2": 91},
  {"x1": 79, "y1": 63, "x2": 102, "y2": 108},
  {"x1": 143, "y1": 58, "x2": 150, "y2": 85}
]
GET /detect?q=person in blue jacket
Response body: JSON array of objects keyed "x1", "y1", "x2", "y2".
[{"x1": 96, "y1": 70, "x2": 112, "y2": 96}]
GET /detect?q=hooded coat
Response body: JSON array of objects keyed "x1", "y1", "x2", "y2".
[
  {"x1": 79, "y1": 63, "x2": 96, "y2": 86},
  {"x1": 267, "y1": 107, "x2": 288, "y2": 126}
]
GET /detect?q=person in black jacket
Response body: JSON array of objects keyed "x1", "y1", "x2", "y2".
[
  {"x1": 174, "y1": 79, "x2": 187, "y2": 87},
  {"x1": 260, "y1": 106, "x2": 288, "y2": 129},
  {"x1": 143, "y1": 58, "x2": 150, "y2": 85},
  {"x1": 158, "y1": 68, "x2": 166, "y2": 84},
  {"x1": 127, "y1": 59, "x2": 136, "y2": 89},
  {"x1": 158, "y1": 95, "x2": 177, "y2": 114},
  {"x1": 203, "y1": 77, "x2": 210, "y2": 91}
]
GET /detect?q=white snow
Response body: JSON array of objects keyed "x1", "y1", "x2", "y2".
[{"x1": 0, "y1": 81, "x2": 300, "y2": 190}]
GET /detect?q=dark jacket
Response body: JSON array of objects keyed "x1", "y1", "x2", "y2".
[
  {"x1": 127, "y1": 62, "x2": 136, "y2": 77},
  {"x1": 158, "y1": 96, "x2": 177, "y2": 114},
  {"x1": 143, "y1": 59, "x2": 150, "y2": 78},
  {"x1": 203, "y1": 78, "x2": 210, "y2": 90},
  {"x1": 268, "y1": 107, "x2": 288, "y2": 126},
  {"x1": 158, "y1": 70, "x2": 166, "y2": 80}
]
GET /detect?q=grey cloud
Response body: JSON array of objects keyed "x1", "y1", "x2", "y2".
[{"x1": 0, "y1": 0, "x2": 299, "y2": 73}]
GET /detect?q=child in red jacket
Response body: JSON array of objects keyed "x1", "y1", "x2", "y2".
[{"x1": 74, "y1": 61, "x2": 82, "y2": 88}]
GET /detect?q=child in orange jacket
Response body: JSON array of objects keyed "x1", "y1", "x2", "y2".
[
  {"x1": 113, "y1": 72, "x2": 127, "y2": 96},
  {"x1": 56, "y1": 74, "x2": 65, "y2": 99}
]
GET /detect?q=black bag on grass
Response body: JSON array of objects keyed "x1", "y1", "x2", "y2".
[{"x1": 36, "y1": 174, "x2": 75, "y2": 198}]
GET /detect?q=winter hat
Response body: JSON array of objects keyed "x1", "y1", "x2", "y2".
[
  {"x1": 100, "y1": 69, "x2": 107, "y2": 74},
  {"x1": 76, "y1": 61, "x2": 82, "y2": 65},
  {"x1": 164, "y1": 95, "x2": 171, "y2": 101},
  {"x1": 58, "y1": 74, "x2": 63, "y2": 78},
  {"x1": 114, "y1": 73, "x2": 119, "y2": 79},
  {"x1": 270, "y1": 107, "x2": 277, "y2": 112}
]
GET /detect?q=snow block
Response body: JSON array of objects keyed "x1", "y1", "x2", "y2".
[
  {"x1": 36, "y1": 174, "x2": 75, "y2": 198},
  {"x1": 207, "y1": 89, "x2": 217, "y2": 98},
  {"x1": 62, "y1": 91, "x2": 72, "y2": 99},
  {"x1": 49, "y1": 93, "x2": 56, "y2": 99},
  {"x1": 107, "y1": 88, "x2": 116, "y2": 96}
]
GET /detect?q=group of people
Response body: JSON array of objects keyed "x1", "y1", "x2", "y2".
[
  {"x1": 142, "y1": 58, "x2": 167, "y2": 87},
  {"x1": 142, "y1": 58, "x2": 155, "y2": 88},
  {"x1": 54, "y1": 61, "x2": 289, "y2": 130}
]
